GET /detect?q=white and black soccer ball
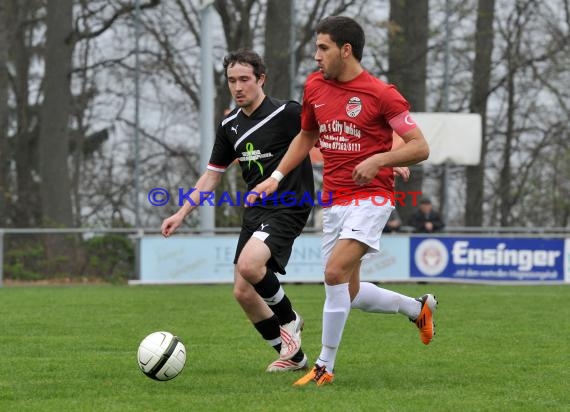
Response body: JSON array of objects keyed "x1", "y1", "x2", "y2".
[{"x1": 137, "y1": 331, "x2": 186, "y2": 381}]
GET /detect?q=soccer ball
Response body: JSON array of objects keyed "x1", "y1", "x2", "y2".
[{"x1": 137, "y1": 331, "x2": 186, "y2": 381}]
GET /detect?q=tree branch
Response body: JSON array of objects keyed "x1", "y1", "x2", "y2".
[{"x1": 70, "y1": 0, "x2": 160, "y2": 43}]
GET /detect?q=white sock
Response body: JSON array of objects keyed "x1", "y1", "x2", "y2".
[
  {"x1": 317, "y1": 283, "x2": 350, "y2": 373},
  {"x1": 351, "y1": 282, "x2": 421, "y2": 319}
]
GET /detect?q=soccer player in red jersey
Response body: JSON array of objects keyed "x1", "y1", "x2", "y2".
[{"x1": 250, "y1": 16, "x2": 438, "y2": 386}]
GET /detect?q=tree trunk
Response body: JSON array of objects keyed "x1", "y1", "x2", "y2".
[
  {"x1": 39, "y1": 0, "x2": 74, "y2": 227},
  {"x1": 9, "y1": 1, "x2": 40, "y2": 227},
  {"x1": 465, "y1": 0, "x2": 495, "y2": 226},
  {"x1": 500, "y1": 54, "x2": 515, "y2": 227},
  {"x1": 264, "y1": 0, "x2": 292, "y2": 100},
  {"x1": 213, "y1": 0, "x2": 257, "y2": 226},
  {"x1": 0, "y1": 2, "x2": 8, "y2": 225},
  {"x1": 37, "y1": 0, "x2": 80, "y2": 275},
  {"x1": 388, "y1": 0, "x2": 428, "y2": 224},
  {"x1": 214, "y1": 0, "x2": 256, "y2": 125}
]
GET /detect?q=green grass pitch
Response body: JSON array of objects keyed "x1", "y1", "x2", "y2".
[{"x1": 0, "y1": 283, "x2": 568, "y2": 411}]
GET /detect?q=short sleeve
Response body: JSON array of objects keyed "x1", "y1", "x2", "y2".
[
  {"x1": 380, "y1": 85, "x2": 411, "y2": 122},
  {"x1": 301, "y1": 87, "x2": 318, "y2": 131},
  {"x1": 284, "y1": 101, "x2": 302, "y2": 137},
  {"x1": 208, "y1": 124, "x2": 236, "y2": 172}
]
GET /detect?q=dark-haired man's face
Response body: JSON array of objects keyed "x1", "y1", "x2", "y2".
[
  {"x1": 226, "y1": 63, "x2": 265, "y2": 113},
  {"x1": 314, "y1": 33, "x2": 344, "y2": 80}
]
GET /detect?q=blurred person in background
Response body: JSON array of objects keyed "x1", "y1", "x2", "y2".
[
  {"x1": 383, "y1": 209, "x2": 402, "y2": 233},
  {"x1": 408, "y1": 197, "x2": 445, "y2": 233}
]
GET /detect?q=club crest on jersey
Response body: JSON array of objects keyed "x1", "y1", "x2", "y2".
[{"x1": 346, "y1": 97, "x2": 362, "y2": 118}]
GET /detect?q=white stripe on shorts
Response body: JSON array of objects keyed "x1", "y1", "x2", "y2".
[{"x1": 252, "y1": 231, "x2": 270, "y2": 242}]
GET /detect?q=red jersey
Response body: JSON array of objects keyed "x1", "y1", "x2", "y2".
[{"x1": 302, "y1": 70, "x2": 410, "y2": 206}]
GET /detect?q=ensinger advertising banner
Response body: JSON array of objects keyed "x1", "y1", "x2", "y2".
[{"x1": 410, "y1": 237, "x2": 565, "y2": 282}]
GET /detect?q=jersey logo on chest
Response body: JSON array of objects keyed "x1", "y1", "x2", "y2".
[{"x1": 346, "y1": 96, "x2": 362, "y2": 118}]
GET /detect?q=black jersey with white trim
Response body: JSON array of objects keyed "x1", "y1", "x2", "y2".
[{"x1": 208, "y1": 96, "x2": 314, "y2": 209}]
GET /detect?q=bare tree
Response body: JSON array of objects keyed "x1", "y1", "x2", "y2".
[
  {"x1": 388, "y1": 0, "x2": 429, "y2": 224},
  {"x1": 6, "y1": 0, "x2": 568, "y2": 233},
  {"x1": 0, "y1": 2, "x2": 8, "y2": 226},
  {"x1": 465, "y1": 0, "x2": 495, "y2": 226},
  {"x1": 38, "y1": 0, "x2": 74, "y2": 227},
  {"x1": 264, "y1": 0, "x2": 292, "y2": 99},
  {"x1": 481, "y1": 0, "x2": 570, "y2": 227},
  {"x1": 6, "y1": 0, "x2": 42, "y2": 227}
]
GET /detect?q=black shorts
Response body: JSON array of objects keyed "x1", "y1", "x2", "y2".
[{"x1": 234, "y1": 206, "x2": 311, "y2": 274}]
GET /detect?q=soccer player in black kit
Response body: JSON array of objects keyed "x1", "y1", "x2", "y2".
[{"x1": 161, "y1": 49, "x2": 314, "y2": 372}]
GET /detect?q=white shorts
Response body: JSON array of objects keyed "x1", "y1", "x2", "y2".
[{"x1": 321, "y1": 197, "x2": 394, "y2": 265}]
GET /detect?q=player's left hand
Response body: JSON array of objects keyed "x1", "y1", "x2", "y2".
[{"x1": 393, "y1": 166, "x2": 410, "y2": 182}]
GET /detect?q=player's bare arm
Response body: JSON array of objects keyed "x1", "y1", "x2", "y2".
[
  {"x1": 246, "y1": 129, "x2": 319, "y2": 205},
  {"x1": 161, "y1": 170, "x2": 223, "y2": 237},
  {"x1": 392, "y1": 132, "x2": 406, "y2": 150},
  {"x1": 352, "y1": 128, "x2": 429, "y2": 185},
  {"x1": 383, "y1": 127, "x2": 430, "y2": 166},
  {"x1": 391, "y1": 133, "x2": 410, "y2": 182}
]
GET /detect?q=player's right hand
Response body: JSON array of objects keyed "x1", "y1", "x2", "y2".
[
  {"x1": 161, "y1": 213, "x2": 184, "y2": 237},
  {"x1": 245, "y1": 178, "x2": 279, "y2": 207}
]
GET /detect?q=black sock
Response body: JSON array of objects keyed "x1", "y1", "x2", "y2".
[
  {"x1": 253, "y1": 315, "x2": 281, "y2": 353},
  {"x1": 253, "y1": 315, "x2": 305, "y2": 362},
  {"x1": 253, "y1": 270, "x2": 295, "y2": 325},
  {"x1": 292, "y1": 349, "x2": 305, "y2": 363}
]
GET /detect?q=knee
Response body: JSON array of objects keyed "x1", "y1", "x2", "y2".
[
  {"x1": 236, "y1": 259, "x2": 262, "y2": 283},
  {"x1": 233, "y1": 283, "x2": 257, "y2": 306},
  {"x1": 324, "y1": 265, "x2": 346, "y2": 285}
]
